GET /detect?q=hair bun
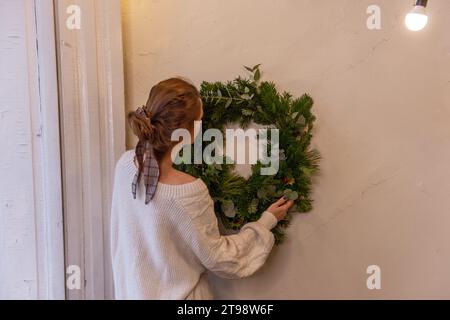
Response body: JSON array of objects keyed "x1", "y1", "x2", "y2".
[{"x1": 128, "y1": 106, "x2": 156, "y2": 141}]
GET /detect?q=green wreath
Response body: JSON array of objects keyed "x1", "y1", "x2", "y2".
[{"x1": 176, "y1": 65, "x2": 320, "y2": 244}]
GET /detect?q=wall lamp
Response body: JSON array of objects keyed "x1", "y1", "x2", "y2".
[{"x1": 405, "y1": 0, "x2": 429, "y2": 31}]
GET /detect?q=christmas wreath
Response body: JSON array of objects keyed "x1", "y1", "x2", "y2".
[{"x1": 177, "y1": 65, "x2": 320, "y2": 244}]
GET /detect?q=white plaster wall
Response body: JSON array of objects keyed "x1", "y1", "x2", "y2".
[
  {"x1": 0, "y1": 0, "x2": 40, "y2": 299},
  {"x1": 0, "y1": 0, "x2": 64, "y2": 299},
  {"x1": 121, "y1": 0, "x2": 450, "y2": 299}
]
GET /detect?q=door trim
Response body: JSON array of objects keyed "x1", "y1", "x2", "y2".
[
  {"x1": 33, "y1": 0, "x2": 65, "y2": 300},
  {"x1": 54, "y1": 0, "x2": 125, "y2": 300}
]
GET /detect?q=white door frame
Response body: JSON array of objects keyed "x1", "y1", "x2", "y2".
[
  {"x1": 34, "y1": 0, "x2": 66, "y2": 300},
  {"x1": 0, "y1": 0, "x2": 65, "y2": 299},
  {"x1": 54, "y1": 0, "x2": 126, "y2": 300}
]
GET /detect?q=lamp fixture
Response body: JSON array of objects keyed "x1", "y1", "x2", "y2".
[{"x1": 405, "y1": 0, "x2": 429, "y2": 31}]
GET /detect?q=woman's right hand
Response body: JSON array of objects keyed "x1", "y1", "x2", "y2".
[{"x1": 266, "y1": 197, "x2": 294, "y2": 221}]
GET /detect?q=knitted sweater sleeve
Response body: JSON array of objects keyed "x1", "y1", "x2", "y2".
[{"x1": 176, "y1": 189, "x2": 278, "y2": 280}]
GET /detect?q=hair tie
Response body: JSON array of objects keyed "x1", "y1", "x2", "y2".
[
  {"x1": 135, "y1": 106, "x2": 151, "y2": 119},
  {"x1": 131, "y1": 140, "x2": 160, "y2": 204}
]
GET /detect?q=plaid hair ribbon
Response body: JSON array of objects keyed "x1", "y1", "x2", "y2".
[{"x1": 131, "y1": 107, "x2": 160, "y2": 204}]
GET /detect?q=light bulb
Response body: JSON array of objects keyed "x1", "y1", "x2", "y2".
[{"x1": 405, "y1": 4, "x2": 428, "y2": 31}]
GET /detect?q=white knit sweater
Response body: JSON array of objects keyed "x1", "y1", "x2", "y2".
[{"x1": 111, "y1": 150, "x2": 278, "y2": 300}]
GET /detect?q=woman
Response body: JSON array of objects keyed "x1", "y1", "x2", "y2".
[{"x1": 111, "y1": 78, "x2": 293, "y2": 299}]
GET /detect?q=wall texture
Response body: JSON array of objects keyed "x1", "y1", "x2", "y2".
[
  {"x1": 0, "y1": 0, "x2": 64, "y2": 299},
  {"x1": 121, "y1": 0, "x2": 450, "y2": 299},
  {"x1": 0, "y1": 0, "x2": 42, "y2": 299}
]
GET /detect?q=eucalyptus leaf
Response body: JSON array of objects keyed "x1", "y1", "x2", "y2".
[
  {"x1": 252, "y1": 64, "x2": 262, "y2": 71},
  {"x1": 222, "y1": 200, "x2": 236, "y2": 218},
  {"x1": 301, "y1": 167, "x2": 314, "y2": 177},
  {"x1": 248, "y1": 199, "x2": 259, "y2": 214},
  {"x1": 282, "y1": 189, "x2": 298, "y2": 201},
  {"x1": 224, "y1": 98, "x2": 233, "y2": 109},
  {"x1": 289, "y1": 191, "x2": 299, "y2": 201},
  {"x1": 257, "y1": 189, "x2": 266, "y2": 199},
  {"x1": 254, "y1": 69, "x2": 261, "y2": 82}
]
